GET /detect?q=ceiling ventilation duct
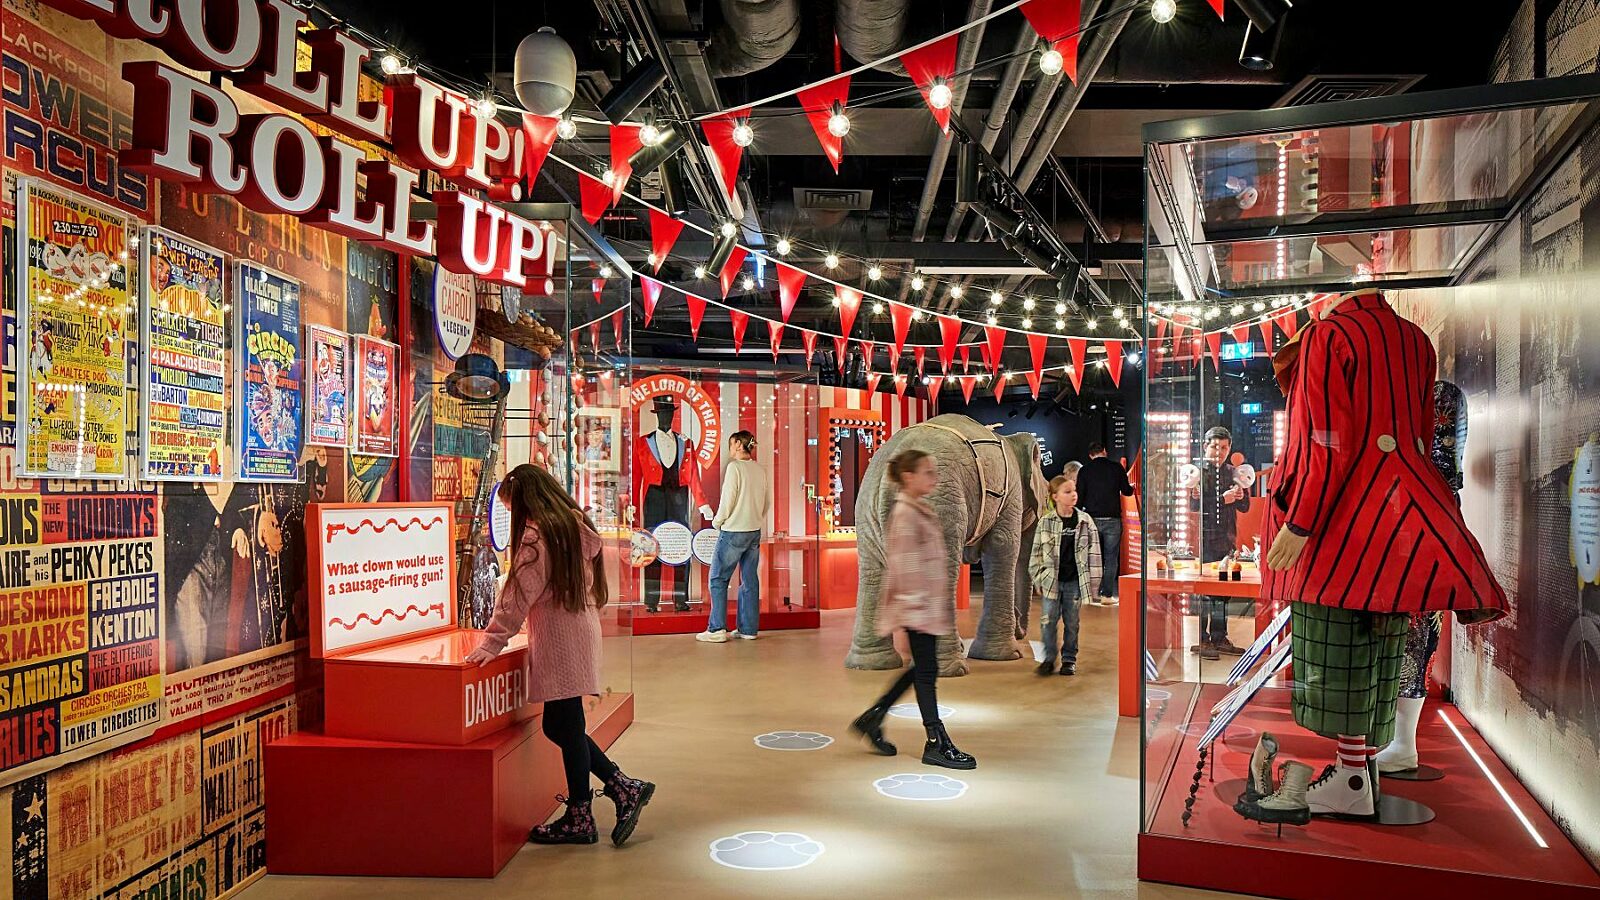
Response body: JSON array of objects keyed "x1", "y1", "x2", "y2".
[
  {"x1": 835, "y1": 0, "x2": 913, "y2": 75},
  {"x1": 707, "y1": 0, "x2": 804, "y2": 78}
]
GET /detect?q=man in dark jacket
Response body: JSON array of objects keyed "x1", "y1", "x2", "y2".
[
  {"x1": 1196, "y1": 427, "x2": 1250, "y2": 659},
  {"x1": 1076, "y1": 443, "x2": 1133, "y2": 605}
]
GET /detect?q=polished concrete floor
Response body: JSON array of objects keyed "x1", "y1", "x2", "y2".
[{"x1": 246, "y1": 603, "x2": 1251, "y2": 900}]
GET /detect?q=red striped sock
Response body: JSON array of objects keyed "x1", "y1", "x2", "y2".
[{"x1": 1336, "y1": 734, "x2": 1370, "y2": 768}]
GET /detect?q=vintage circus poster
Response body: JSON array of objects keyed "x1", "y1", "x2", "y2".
[
  {"x1": 14, "y1": 179, "x2": 133, "y2": 479},
  {"x1": 235, "y1": 262, "x2": 303, "y2": 483},
  {"x1": 305, "y1": 325, "x2": 350, "y2": 448},
  {"x1": 352, "y1": 334, "x2": 399, "y2": 458},
  {"x1": 140, "y1": 227, "x2": 227, "y2": 481}
]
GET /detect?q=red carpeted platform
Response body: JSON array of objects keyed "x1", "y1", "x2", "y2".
[
  {"x1": 1140, "y1": 682, "x2": 1600, "y2": 900},
  {"x1": 616, "y1": 602, "x2": 820, "y2": 635}
]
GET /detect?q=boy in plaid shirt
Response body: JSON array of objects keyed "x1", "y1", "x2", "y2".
[{"x1": 1027, "y1": 475, "x2": 1102, "y2": 676}]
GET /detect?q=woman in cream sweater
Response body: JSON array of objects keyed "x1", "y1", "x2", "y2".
[{"x1": 698, "y1": 431, "x2": 771, "y2": 642}]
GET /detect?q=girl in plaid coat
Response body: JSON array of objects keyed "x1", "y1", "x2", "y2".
[{"x1": 1027, "y1": 475, "x2": 1102, "y2": 676}]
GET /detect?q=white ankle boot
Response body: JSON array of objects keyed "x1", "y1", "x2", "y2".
[
  {"x1": 1307, "y1": 761, "x2": 1375, "y2": 818},
  {"x1": 1375, "y1": 697, "x2": 1423, "y2": 773}
]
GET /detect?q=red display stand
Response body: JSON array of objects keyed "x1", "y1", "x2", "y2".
[
  {"x1": 1140, "y1": 683, "x2": 1600, "y2": 899},
  {"x1": 618, "y1": 603, "x2": 820, "y2": 635}
]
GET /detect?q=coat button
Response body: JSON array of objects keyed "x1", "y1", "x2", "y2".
[
  {"x1": 1377, "y1": 434, "x2": 1397, "y2": 453},
  {"x1": 1416, "y1": 438, "x2": 1426, "y2": 454}
]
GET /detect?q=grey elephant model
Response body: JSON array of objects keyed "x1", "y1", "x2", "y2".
[{"x1": 845, "y1": 414, "x2": 1048, "y2": 676}]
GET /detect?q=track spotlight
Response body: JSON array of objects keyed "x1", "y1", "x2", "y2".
[
  {"x1": 658, "y1": 155, "x2": 689, "y2": 215},
  {"x1": 599, "y1": 57, "x2": 668, "y2": 125},
  {"x1": 706, "y1": 229, "x2": 738, "y2": 276},
  {"x1": 1234, "y1": 0, "x2": 1290, "y2": 31},
  {"x1": 974, "y1": 201, "x2": 1025, "y2": 238},
  {"x1": 626, "y1": 126, "x2": 687, "y2": 178},
  {"x1": 1239, "y1": 15, "x2": 1286, "y2": 71},
  {"x1": 955, "y1": 142, "x2": 980, "y2": 205}
]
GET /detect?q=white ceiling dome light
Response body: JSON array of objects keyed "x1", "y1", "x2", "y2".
[{"x1": 514, "y1": 27, "x2": 577, "y2": 116}]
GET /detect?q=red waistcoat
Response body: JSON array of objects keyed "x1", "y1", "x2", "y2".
[{"x1": 1261, "y1": 292, "x2": 1506, "y2": 617}]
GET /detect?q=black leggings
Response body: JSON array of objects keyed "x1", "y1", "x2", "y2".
[
  {"x1": 875, "y1": 629, "x2": 942, "y2": 727},
  {"x1": 543, "y1": 697, "x2": 619, "y2": 800}
]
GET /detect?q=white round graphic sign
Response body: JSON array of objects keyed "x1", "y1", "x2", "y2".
[
  {"x1": 1572, "y1": 436, "x2": 1600, "y2": 586},
  {"x1": 434, "y1": 267, "x2": 476, "y2": 360},
  {"x1": 488, "y1": 483, "x2": 513, "y2": 552},
  {"x1": 692, "y1": 528, "x2": 720, "y2": 566},
  {"x1": 652, "y1": 522, "x2": 693, "y2": 566}
]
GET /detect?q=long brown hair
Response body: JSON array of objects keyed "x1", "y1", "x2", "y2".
[
  {"x1": 504, "y1": 464, "x2": 609, "y2": 611},
  {"x1": 887, "y1": 449, "x2": 931, "y2": 486}
]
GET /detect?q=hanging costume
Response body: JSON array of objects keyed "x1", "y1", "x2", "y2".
[{"x1": 1263, "y1": 292, "x2": 1506, "y2": 741}]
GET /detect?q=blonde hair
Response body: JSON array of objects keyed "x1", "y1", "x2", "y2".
[{"x1": 1048, "y1": 474, "x2": 1076, "y2": 496}]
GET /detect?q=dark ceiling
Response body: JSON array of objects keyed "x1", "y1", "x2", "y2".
[{"x1": 331, "y1": 0, "x2": 1524, "y2": 370}]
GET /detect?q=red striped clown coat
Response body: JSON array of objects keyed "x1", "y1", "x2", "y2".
[{"x1": 1260, "y1": 292, "x2": 1506, "y2": 618}]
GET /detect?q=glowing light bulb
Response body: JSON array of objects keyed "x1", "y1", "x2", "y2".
[
  {"x1": 1055, "y1": 302, "x2": 1067, "y2": 315},
  {"x1": 601, "y1": 168, "x2": 617, "y2": 186},
  {"x1": 987, "y1": 312, "x2": 997, "y2": 325},
  {"x1": 556, "y1": 117, "x2": 578, "y2": 140},
  {"x1": 732, "y1": 121, "x2": 754, "y2": 147},
  {"x1": 1253, "y1": 301, "x2": 1266, "y2": 312},
  {"x1": 1088, "y1": 318, "x2": 1098, "y2": 330},
  {"x1": 949, "y1": 284, "x2": 964, "y2": 299},
  {"x1": 824, "y1": 252, "x2": 840, "y2": 270},
  {"x1": 380, "y1": 53, "x2": 402, "y2": 75},
  {"x1": 647, "y1": 252, "x2": 659, "y2": 268},
  {"x1": 599, "y1": 265, "x2": 613, "y2": 279},
  {"x1": 867, "y1": 265, "x2": 883, "y2": 281},
  {"x1": 694, "y1": 265, "x2": 707, "y2": 279},
  {"x1": 475, "y1": 96, "x2": 498, "y2": 118},
  {"x1": 911, "y1": 274, "x2": 925, "y2": 291},
  {"x1": 929, "y1": 79, "x2": 953, "y2": 110},
  {"x1": 639, "y1": 123, "x2": 662, "y2": 146},
  {"x1": 776, "y1": 238, "x2": 792, "y2": 256},
  {"x1": 1055, "y1": 318, "x2": 1066, "y2": 331},
  {"x1": 1023, "y1": 297, "x2": 1037, "y2": 311},
  {"x1": 921, "y1": 375, "x2": 931, "y2": 385},
  {"x1": 827, "y1": 108, "x2": 851, "y2": 138},
  {"x1": 1039, "y1": 43, "x2": 1064, "y2": 76},
  {"x1": 872, "y1": 302, "x2": 886, "y2": 315},
  {"x1": 911, "y1": 309, "x2": 924, "y2": 322},
  {"x1": 1231, "y1": 303, "x2": 1245, "y2": 315},
  {"x1": 741, "y1": 275, "x2": 755, "y2": 291},
  {"x1": 990, "y1": 290, "x2": 1004, "y2": 306},
  {"x1": 1151, "y1": 0, "x2": 1177, "y2": 24},
  {"x1": 1022, "y1": 317, "x2": 1033, "y2": 329}
]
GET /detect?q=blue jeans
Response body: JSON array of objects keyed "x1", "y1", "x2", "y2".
[
  {"x1": 1041, "y1": 581, "x2": 1082, "y2": 665},
  {"x1": 707, "y1": 530, "x2": 762, "y2": 635},
  {"x1": 1096, "y1": 517, "x2": 1122, "y2": 598}
]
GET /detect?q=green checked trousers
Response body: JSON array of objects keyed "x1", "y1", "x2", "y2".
[{"x1": 1290, "y1": 602, "x2": 1410, "y2": 746}]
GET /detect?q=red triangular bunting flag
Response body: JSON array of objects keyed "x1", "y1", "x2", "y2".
[
  {"x1": 960, "y1": 375, "x2": 977, "y2": 403},
  {"x1": 836, "y1": 286, "x2": 862, "y2": 336},
  {"x1": 612, "y1": 308, "x2": 625, "y2": 351},
  {"x1": 801, "y1": 330, "x2": 819, "y2": 365},
  {"x1": 833, "y1": 335, "x2": 850, "y2": 372},
  {"x1": 1027, "y1": 332, "x2": 1048, "y2": 386},
  {"x1": 1155, "y1": 317, "x2": 1170, "y2": 342},
  {"x1": 979, "y1": 339, "x2": 992, "y2": 372},
  {"x1": 592, "y1": 278, "x2": 605, "y2": 303},
  {"x1": 1025, "y1": 369, "x2": 1042, "y2": 399},
  {"x1": 1207, "y1": 0, "x2": 1224, "y2": 17},
  {"x1": 1279, "y1": 309, "x2": 1300, "y2": 339},
  {"x1": 685, "y1": 292, "x2": 707, "y2": 341},
  {"x1": 728, "y1": 308, "x2": 749, "y2": 352},
  {"x1": 960, "y1": 344, "x2": 971, "y2": 372},
  {"x1": 1231, "y1": 324, "x2": 1250, "y2": 346},
  {"x1": 701, "y1": 108, "x2": 751, "y2": 206},
  {"x1": 889, "y1": 303, "x2": 913, "y2": 359},
  {"x1": 639, "y1": 275, "x2": 662, "y2": 326},
  {"x1": 589, "y1": 320, "x2": 601, "y2": 353},
  {"x1": 893, "y1": 373, "x2": 908, "y2": 398},
  {"x1": 901, "y1": 34, "x2": 960, "y2": 134},
  {"x1": 578, "y1": 170, "x2": 611, "y2": 224},
  {"x1": 1103, "y1": 339, "x2": 1123, "y2": 387},
  {"x1": 928, "y1": 374, "x2": 944, "y2": 398},
  {"x1": 1067, "y1": 338, "x2": 1087, "y2": 393},
  {"x1": 913, "y1": 346, "x2": 926, "y2": 376},
  {"x1": 608, "y1": 124, "x2": 643, "y2": 202},
  {"x1": 648, "y1": 208, "x2": 685, "y2": 272},
  {"x1": 938, "y1": 316, "x2": 960, "y2": 372},
  {"x1": 777, "y1": 262, "x2": 806, "y2": 322},
  {"x1": 519, "y1": 113, "x2": 561, "y2": 185},
  {"x1": 1258, "y1": 317, "x2": 1274, "y2": 351},
  {"x1": 984, "y1": 325, "x2": 1007, "y2": 374},
  {"x1": 796, "y1": 75, "x2": 851, "y2": 173},
  {"x1": 767, "y1": 320, "x2": 785, "y2": 361},
  {"x1": 993, "y1": 374, "x2": 1007, "y2": 403},
  {"x1": 865, "y1": 372, "x2": 883, "y2": 396},
  {"x1": 719, "y1": 246, "x2": 748, "y2": 299},
  {"x1": 1020, "y1": 0, "x2": 1082, "y2": 83},
  {"x1": 860, "y1": 340, "x2": 875, "y2": 368},
  {"x1": 1205, "y1": 331, "x2": 1222, "y2": 369}
]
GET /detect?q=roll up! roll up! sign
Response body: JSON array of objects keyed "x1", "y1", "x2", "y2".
[{"x1": 40, "y1": 0, "x2": 561, "y2": 287}]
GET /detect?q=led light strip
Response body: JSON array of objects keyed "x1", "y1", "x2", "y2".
[{"x1": 1438, "y1": 709, "x2": 1548, "y2": 849}]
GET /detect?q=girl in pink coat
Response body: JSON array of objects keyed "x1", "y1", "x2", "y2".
[
  {"x1": 468, "y1": 464, "x2": 655, "y2": 846},
  {"x1": 849, "y1": 449, "x2": 976, "y2": 770}
]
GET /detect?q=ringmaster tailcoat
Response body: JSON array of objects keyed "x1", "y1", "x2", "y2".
[{"x1": 1260, "y1": 292, "x2": 1506, "y2": 618}]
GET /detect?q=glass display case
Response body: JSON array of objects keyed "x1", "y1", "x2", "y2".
[{"x1": 1138, "y1": 74, "x2": 1600, "y2": 899}]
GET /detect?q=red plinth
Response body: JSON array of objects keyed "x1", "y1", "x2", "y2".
[
  {"x1": 266, "y1": 693, "x2": 634, "y2": 878},
  {"x1": 617, "y1": 603, "x2": 820, "y2": 635},
  {"x1": 1139, "y1": 683, "x2": 1600, "y2": 899}
]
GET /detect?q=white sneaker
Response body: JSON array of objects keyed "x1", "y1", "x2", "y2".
[
  {"x1": 735, "y1": 633, "x2": 758, "y2": 640},
  {"x1": 1102, "y1": 596, "x2": 1120, "y2": 607},
  {"x1": 1307, "y1": 763, "x2": 1375, "y2": 817},
  {"x1": 696, "y1": 630, "x2": 729, "y2": 643}
]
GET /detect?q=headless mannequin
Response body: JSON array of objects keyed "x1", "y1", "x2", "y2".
[{"x1": 640, "y1": 402, "x2": 713, "y2": 611}]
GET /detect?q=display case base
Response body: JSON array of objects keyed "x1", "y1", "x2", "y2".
[
  {"x1": 617, "y1": 604, "x2": 820, "y2": 635},
  {"x1": 265, "y1": 692, "x2": 633, "y2": 878},
  {"x1": 1140, "y1": 683, "x2": 1600, "y2": 900}
]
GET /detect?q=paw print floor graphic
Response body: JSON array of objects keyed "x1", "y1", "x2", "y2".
[
  {"x1": 753, "y1": 731, "x2": 834, "y2": 751},
  {"x1": 708, "y1": 832, "x2": 825, "y2": 870},
  {"x1": 873, "y1": 773, "x2": 969, "y2": 801},
  {"x1": 888, "y1": 703, "x2": 954, "y2": 720}
]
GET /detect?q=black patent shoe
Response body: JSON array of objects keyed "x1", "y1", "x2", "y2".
[
  {"x1": 851, "y1": 704, "x2": 897, "y2": 756},
  {"x1": 921, "y1": 723, "x2": 977, "y2": 770}
]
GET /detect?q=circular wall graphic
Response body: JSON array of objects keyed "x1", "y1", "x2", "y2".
[
  {"x1": 693, "y1": 528, "x2": 720, "y2": 566},
  {"x1": 628, "y1": 530, "x2": 660, "y2": 568},
  {"x1": 433, "y1": 267, "x2": 476, "y2": 360},
  {"x1": 653, "y1": 522, "x2": 693, "y2": 566},
  {"x1": 488, "y1": 483, "x2": 513, "y2": 551}
]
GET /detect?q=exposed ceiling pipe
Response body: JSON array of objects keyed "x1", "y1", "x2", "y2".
[
  {"x1": 1013, "y1": 1, "x2": 1135, "y2": 195},
  {"x1": 707, "y1": 0, "x2": 803, "y2": 78},
  {"x1": 834, "y1": 0, "x2": 912, "y2": 75},
  {"x1": 907, "y1": 0, "x2": 993, "y2": 254}
]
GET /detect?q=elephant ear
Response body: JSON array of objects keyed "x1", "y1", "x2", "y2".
[{"x1": 1003, "y1": 431, "x2": 1049, "y2": 523}]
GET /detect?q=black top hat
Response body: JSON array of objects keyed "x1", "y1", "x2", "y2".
[{"x1": 652, "y1": 396, "x2": 679, "y2": 413}]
